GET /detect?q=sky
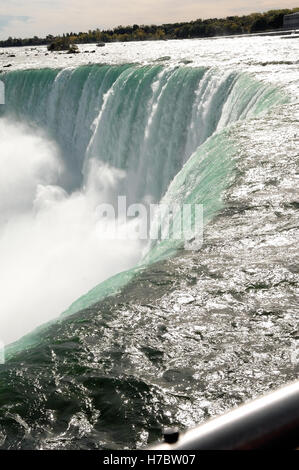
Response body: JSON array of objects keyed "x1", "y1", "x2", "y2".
[{"x1": 0, "y1": 0, "x2": 298, "y2": 39}]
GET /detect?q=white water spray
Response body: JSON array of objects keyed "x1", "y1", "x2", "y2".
[{"x1": 0, "y1": 118, "x2": 142, "y2": 344}]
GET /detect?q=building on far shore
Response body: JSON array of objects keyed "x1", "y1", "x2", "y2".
[{"x1": 283, "y1": 12, "x2": 299, "y2": 29}]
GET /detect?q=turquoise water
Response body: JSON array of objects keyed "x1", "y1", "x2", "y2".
[
  {"x1": 0, "y1": 60, "x2": 296, "y2": 450},
  {"x1": 0, "y1": 65, "x2": 288, "y2": 322}
]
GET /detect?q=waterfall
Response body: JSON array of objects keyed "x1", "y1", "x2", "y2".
[{"x1": 0, "y1": 64, "x2": 288, "y2": 338}]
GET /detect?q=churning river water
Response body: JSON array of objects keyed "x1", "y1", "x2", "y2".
[{"x1": 0, "y1": 34, "x2": 298, "y2": 449}]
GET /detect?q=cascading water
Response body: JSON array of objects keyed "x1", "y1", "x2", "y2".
[
  {"x1": 0, "y1": 50, "x2": 297, "y2": 450},
  {"x1": 0, "y1": 65, "x2": 287, "y2": 332},
  {"x1": 1, "y1": 65, "x2": 286, "y2": 202}
]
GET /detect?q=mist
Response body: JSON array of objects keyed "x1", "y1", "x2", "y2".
[{"x1": 0, "y1": 118, "x2": 142, "y2": 345}]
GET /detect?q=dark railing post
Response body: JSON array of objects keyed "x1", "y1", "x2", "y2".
[{"x1": 150, "y1": 380, "x2": 299, "y2": 450}]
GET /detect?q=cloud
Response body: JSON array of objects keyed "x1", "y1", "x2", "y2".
[
  {"x1": 0, "y1": 0, "x2": 297, "y2": 39},
  {"x1": 0, "y1": 15, "x2": 30, "y2": 32}
]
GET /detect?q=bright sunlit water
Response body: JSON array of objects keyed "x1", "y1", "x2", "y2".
[{"x1": 0, "y1": 35, "x2": 298, "y2": 450}]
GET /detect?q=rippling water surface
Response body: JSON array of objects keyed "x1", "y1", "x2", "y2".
[{"x1": 0, "y1": 35, "x2": 298, "y2": 449}]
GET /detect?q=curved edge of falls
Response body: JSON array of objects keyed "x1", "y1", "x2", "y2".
[{"x1": 0, "y1": 64, "x2": 290, "y2": 355}]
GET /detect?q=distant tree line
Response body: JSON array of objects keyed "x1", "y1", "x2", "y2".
[{"x1": 1, "y1": 8, "x2": 298, "y2": 48}]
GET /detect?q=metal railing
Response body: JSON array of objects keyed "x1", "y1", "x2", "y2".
[{"x1": 151, "y1": 380, "x2": 299, "y2": 450}]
